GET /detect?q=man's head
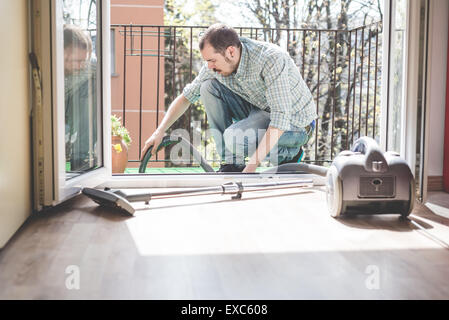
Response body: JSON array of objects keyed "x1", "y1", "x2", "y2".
[
  {"x1": 199, "y1": 24, "x2": 241, "y2": 76},
  {"x1": 64, "y1": 24, "x2": 92, "y2": 75}
]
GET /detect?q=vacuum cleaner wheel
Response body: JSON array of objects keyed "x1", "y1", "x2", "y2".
[
  {"x1": 401, "y1": 179, "x2": 415, "y2": 217},
  {"x1": 326, "y1": 165, "x2": 343, "y2": 218}
]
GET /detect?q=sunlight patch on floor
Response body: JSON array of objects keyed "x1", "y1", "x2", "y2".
[
  {"x1": 124, "y1": 189, "x2": 442, "y2": 256},
  {"x1": 426, "y1": 202, "x2": 449, "y2": 219}
]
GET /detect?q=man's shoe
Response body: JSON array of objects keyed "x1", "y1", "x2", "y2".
[
  {"x1": 279, "y1": 147, "x2": 304, "y2": 165},
  {"x1": 217, "y1": 163, "x2": 246, "y2": 172}
]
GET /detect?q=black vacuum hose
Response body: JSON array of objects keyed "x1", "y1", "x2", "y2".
[
  {"x1": 139, "y1": 135, "x2": 328, "y2": 176},
  {"x1": 138, "y1": 135, "x2": 215, "y2": 173}
]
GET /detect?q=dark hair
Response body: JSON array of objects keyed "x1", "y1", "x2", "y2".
[
  {"x1": 199, "y1": 23, "x2": 241, "y2": 54},
  {"x1": 63, "y1": 24, "x2": 92, "y2": 53}
]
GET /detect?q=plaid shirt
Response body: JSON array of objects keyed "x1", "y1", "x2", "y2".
[{"x1": 183, "y1": 37, "x2": 318, "y2": 131}]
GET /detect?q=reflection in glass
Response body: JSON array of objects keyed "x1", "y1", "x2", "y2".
[{"x1": 63, "y1": 0, "x2": 101, "y2": 179}]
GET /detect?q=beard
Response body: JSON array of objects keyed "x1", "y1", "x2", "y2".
[{"x1": 213, "y1": 56, "x2": 237, "y2": 76}]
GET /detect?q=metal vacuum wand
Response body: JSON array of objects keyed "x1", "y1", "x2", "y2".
[{"x1": 82, "y1": 179, "x2": 313, "y2": 215}]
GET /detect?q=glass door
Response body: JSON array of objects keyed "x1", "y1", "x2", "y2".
[
  {"x1": 33, "y1": 0, "x2": 111, "y2": 208},
  {"x1": 381, "y1": 0, "x2": 409, "y2": 154},
  {"x1": 56, "y1": 0, "x2": 111, "y2": 203},
  {"x1": 381, "y1": 0, "x2": 429, "y2": 202},
  {"x1": 62, "y1": 0, "x2": 102, "y2": 179},
  {"x1": 387, "y1": 0, "x2": 408, "y2": 154}
]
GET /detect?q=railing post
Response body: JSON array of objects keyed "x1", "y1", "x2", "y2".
[
  {"x1": 359, "y1": 27, "x2": 365, "y2": 139},
  {"x1": 122, "y1": 25, "x2": 127, "y2": 126},
  {"x1": 138, "y1": 26, "x2": 144, "y2": 159},
  {"x1": 346, "y1": 30, "x2": 352, "y2": 150},
  {"x1": 315, "y1": 30, "x2": 321, "y2": 162},
  {"x1": 366, "y1": 28, "x2": 372, "y2": 137},
  {"x1": 352, "y1": 29, "x2": 358, "y2": 146},
  {"x1": 373, "y1": 25, "x2": 379, "y2": 139},
  {"x1": 156, "y1": 26, "x2": 161, "y2": 161},
  {"x1": 331, "y1": 30, "x2": 338, "y2": 159}
]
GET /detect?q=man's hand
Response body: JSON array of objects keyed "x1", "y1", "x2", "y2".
[
  {"x1": 243, "y1": 126, "x2": 284, "y2": 173},
  {"x1": 242, "y1": 163, "x2": 258, "y2": 173},
  {"x1": 141, "y1": 129, "x2": 165, "y2": 160}
]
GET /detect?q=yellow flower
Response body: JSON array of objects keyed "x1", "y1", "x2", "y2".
[{"x1": 113, "y1": 144, "x2": 122, "y2": 153}]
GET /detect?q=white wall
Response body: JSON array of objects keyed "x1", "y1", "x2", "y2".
[
  {"x1": 0, "y1": 0, "x2": 32, "y2": 248},
  {"x1": 427, "y1": 0, "x2": 449, "y2": 176}
]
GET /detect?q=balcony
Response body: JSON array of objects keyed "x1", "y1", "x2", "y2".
[{"x1": 110, "y1": 23, "x2": 383, "y2": 174}]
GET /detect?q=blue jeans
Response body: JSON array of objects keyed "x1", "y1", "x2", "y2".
[{"x1": 200, "y1": 79, "x2": 312, "y2": 166}]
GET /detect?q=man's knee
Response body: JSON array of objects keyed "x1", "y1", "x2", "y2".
[
  {"x1": 223, "y1": 127, "x2": 235, "y2": 150},
  {"x1": 223, "y1": 126, "x2": 257, "y2": 150},
  {"x1": 199, "y1": 79, "x2": 220, "y2": 97}
]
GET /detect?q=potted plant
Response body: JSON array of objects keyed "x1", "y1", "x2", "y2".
[{"x1": 111, "y1": 115, "x2": 132, "y2": 173}]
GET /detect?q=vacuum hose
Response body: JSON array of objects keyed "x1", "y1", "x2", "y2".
[
  {"x1": 139, "y1": 135, "x2": 328, "y2": 176},
  {"x1": 261, "y1": 162, "x2": 328, "y2": 176},
  {"x1": 139, "y1": 135, "x2": 215, "y2": 173}
]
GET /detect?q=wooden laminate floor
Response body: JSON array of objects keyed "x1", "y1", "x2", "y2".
[{"x1": 1, "y1": 186, "x2": 449, "y2": 299}]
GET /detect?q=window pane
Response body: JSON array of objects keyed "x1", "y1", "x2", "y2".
[{"x1": 63, "y1": 0, "x2": 101, "y2": 179}]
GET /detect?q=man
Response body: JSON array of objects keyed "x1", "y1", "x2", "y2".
[
  {"x1": 142, "y1": 23, "x2": 317, "y2": 173},
  {"x1": 64, "y1": 24, "x2": 98, "y2": 172}
]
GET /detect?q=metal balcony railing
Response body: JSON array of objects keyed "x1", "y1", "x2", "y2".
[{"x1": 110, "y1": 23, "x2": 383, "y2": 169}]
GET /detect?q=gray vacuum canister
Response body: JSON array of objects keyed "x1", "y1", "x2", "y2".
[{"x1": 326, "y1": 136, "x2": 415, "y2": 218}]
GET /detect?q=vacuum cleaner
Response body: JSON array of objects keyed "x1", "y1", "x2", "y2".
[
  {"x1": 264, "y1": 136, "x2": 415, "y2": 217},
  {"x1": 82, "y1": 135, "x2": 415, "y2": 218},
  {"x1": 326, "y1": 136, "x2": 415, "y2": 218}
]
